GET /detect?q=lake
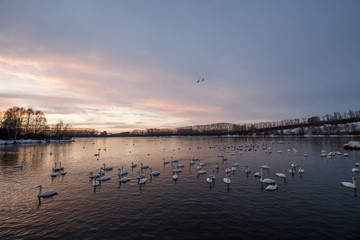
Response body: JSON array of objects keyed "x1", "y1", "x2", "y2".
[{"x1": 1, "y1": 137, "x2": 360, "y2": 239}]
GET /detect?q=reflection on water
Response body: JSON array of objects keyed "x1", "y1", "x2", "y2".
[{"x1": 1, "y1": 137, "x2": 360, "y2": 239}]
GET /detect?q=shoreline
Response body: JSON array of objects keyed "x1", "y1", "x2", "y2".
[{"x1": 0, "y1": 139, "x2": 75, "y2": 145}]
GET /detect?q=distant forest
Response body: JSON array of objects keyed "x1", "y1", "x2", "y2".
[
  {"x1": 0, "y1": 106, "x2": 98, "y2": 140},
  {"x1": 2, "y1": 106, "x2": 360, "y2": 140},
  {"x1": 112, "y1": 109, "x2": 360, "y2": 137}
]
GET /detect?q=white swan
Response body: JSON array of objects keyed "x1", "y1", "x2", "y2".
[
  {"x1": 298, "y1": 166, "x2": 305, "y2": 173},
  {"x1": 118, "y1": 167, "x2": 128, "y2": 176},
  {"x1": 53, "y1": 163, "x2": 61, "y2": 172},
  {"x1": 98, "y1": 176, "x2": 110, "y2": 181},
  {"x1": 215, "y1": 163, "x2": 219, "y2": 169},
  {"x1": 171, "y1": 157, "x2": 178, "y2": 163},
  {"x1": 131, "y1": 162, "x2": 137, "y2": 168},
  {"x1": 173, "y1": 173, "x2": 178, "y2": 180},
  {"x1": 173, "y1": 168, "x2": 182, "y2": 173},
  {"x1": 352, "y1": 168, "x2": 359, "y2": 173},
  {"x1": 260, "y1": 169, "x2": 276, "y2": 184},
  {"x1": 119, "y1": 176, "x2": 131, "y2": 183},
  {"x1": 288, "y1": 167, "x2": 296, "y2": 174},
  {"x1": 206, "y1": 177, "x2": 213, "y2": 184},
  {"x1": 50, "y1": 169, "x2": 57, "y2": 177},
  {"x1": 260, "y1": 164, "x2": 270, "y2": 169},
  {"x1": 89, "y1": 172, "x2": 100, "y2": 178},
  {"x1": 103, "y1": 163, "x2": 113, "y2": 171},
  {"x1": 341, "y1": 177, "x2": 356, "y2": 189},
  {"x1": 177, "y1": 164, "x2": 185, "y2": 168},
  {"x1": 189, "y1": 160, "x2": 195, "y2": 165},
  {"x1": 139, "y1": 177, "x2": 147, "y2": 185},
  {"x1": 163, "y1": 158, "x2": 170, "y2": 164},
  {"x1": 150, "y1": 167, "x2": 160, "y2": 176},
  {"x1": 225, "y1": 168, "x2": 231, "y2": 174},
  {"x1": 254, "y1": 172, "x2": 261, "y2": 177},
  {"x1": 60, "y1": 170, "x2": 67, "y2": 175},
  {"x1": 197, "y1": 170, "x2": 207, "y2": 175},
  {"x1": 140, "y1": 163, "x2": 149, "y2": 169},
  {"x1": 231, "y1": 166, "x2": 237, "y2": 172},
  {"x1": 245, "y1": 166, "x2": 251, "y2": 174},
  {"x1": 233, "y1": 162, "x2": 239, "y2": 167},
  {"x1": 223, "y1": 176, "x2": 231, "y2": 185},
  {"x1": 59, "y1": 162, "x2": 64, "y2": 170},
  {"x1": 266, "y1": 184, "x2": 278, "y2": 191},
  {"x1": 275, "y1": 170, "x2": 287, "y2": 178},
  {"x1": 38, "y1": 185, "x2": 58, "y2": 197},
  {"x1": 93, "y1": 178, "x2": 100, "y2": 187},
  {"x1": 199, "y1": 162, "x2": 206, "y2": 167},
  {"x1": 13, "y1": 161, "x2": 23, "y2": 169}
]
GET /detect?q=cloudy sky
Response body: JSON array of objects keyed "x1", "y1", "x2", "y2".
[{"x1": 1, "y1": 0, "x2": 359, "y2": 132}]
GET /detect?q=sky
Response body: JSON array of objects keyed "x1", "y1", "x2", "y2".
[{"x1": 0, "y1": 0, "x2": 359, "y2": 133}]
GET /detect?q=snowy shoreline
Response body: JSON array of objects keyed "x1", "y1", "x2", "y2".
[{"x1": 0, "y1": 139, "x2": 74, "y2": 145}]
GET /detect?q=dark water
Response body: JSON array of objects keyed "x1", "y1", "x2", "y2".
[{"x1": 1, "y1": 137, "x2": 360, "y2": 240}]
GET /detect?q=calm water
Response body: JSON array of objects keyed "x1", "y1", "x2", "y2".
[{"x1": 1, "y1": 137, "x2": 360, "y2": 240}]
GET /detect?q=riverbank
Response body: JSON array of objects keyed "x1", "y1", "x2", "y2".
[{"x1": 0, "y1": 139, "x2": 75, "y2": 145}]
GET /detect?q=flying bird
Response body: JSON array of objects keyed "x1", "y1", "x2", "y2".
[{"x1": 196, "y1": 78, "x2": 205, "y2": 83}]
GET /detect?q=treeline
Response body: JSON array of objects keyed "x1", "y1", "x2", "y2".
[
  {"x1": 0, "y1": 106, "x2": 98, "y2": 140},
  {"x1": 111, "y1": 109, "x2": 360, "y2": 137}
]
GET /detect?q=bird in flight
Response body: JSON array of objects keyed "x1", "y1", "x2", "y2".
[{"x1": 197, "y1": 78, "x2": 205, "y2": 83}]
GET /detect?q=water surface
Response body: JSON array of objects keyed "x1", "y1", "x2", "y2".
[{"x1": 1, "y1": 137, "x2": 360, "y2": 239}]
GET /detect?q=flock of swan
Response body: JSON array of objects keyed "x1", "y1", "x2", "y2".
[{"x1": 11, "y1": 141, "x2": 359, "y2": 201}]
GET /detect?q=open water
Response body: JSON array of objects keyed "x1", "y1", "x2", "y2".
[{"x1": 1, "y1": 137, "x2": 360, "y2": 240}]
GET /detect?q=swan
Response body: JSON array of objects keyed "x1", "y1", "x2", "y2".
[
  {"x1": 352, "y1": 168, "x2": 359, "y2": 173},
  {"x1": 173, "y1": 168, "x2": 182, "y2": 173},
  {"x1": 298, "y1": 166, "x2": 305, "y2": 173},
  {"x1": 99, "y1": 168, "x2": 105, "y2": 176},
  {"x1": 171, "y1": 157, "x2": 178, "y2": 163},
  {"x1": 60, "y1": 170, "x2": 67, "y2": 175},
  {"x1": 13, "y1": 161, "x2": 23, "y2": 169},
  {"x1": 260, "y1": 164, "x2": 270, "y2": 169},
  {"x1": 343, "y1": 153, "x2": 349, "y2": 157},
  {"x1": 119, "y1": 176, "x2": 131, "y2": 183},
  {"x1": 206, "y1": 176, "x2": 213, "y2": 184},
  {"x1": 150, "y1": 167, "x2": 160, "y2": 176},
  {"x1": 266, "y1": 184, "x2": 278, "y2": 191},
  {"x1": 288, "y1": 167, "x2": 296, "y2": 175},
  {"x1": 225, "y1": 168, "x2": 231, "y2": 174},
  {"x1": 163, "y1": 158, "x2": 170, "y2": 164},
  {"x1": 260, "y1": 169, "x2": 276, "y2": 184},
  {"x1": 209, "y1": 173, "x2": 216, "y2": 181},
  {"x1": 177, "y1": 164, "x2": 185, "y2": 168},
  {"x1": 53, "y1": 163, "x2": 61, "y2": 172},
  {"x1": 50, "y1": 169, "x2": 57, "y2": 177},
  {"x1": 173, "y1": 173, "x2": 178, "y2": 180},
  {"x1": 193, "y1": 157, "x2": 199, "y2": 161},
  {"x1": 341, "y1": 177, "x2": 356, "y2": 189},
  {"x1": 355, "y1": 163, "x2": 360, "y2": 167},
  {"x1": 223, "y1": 175, "x2": 231, "y2": 185},
  {"x1": 231, "y1": 166, "x2": 237, "y2": 172},
  {"x1": 93, "y1": 178, "x2": 100, "y2": 187},
  {"x1": 189, "y1": 160, "x2": 195, "y2": 165},
  {"x1": 98, "y1": 176, "x2": 110, "y2": 181},
  {"x1": 139, "y1": 177, "x2": 147, "y2": 185},
  {"x1": 199, "y1": 163, "x2": 206, "y2": 167},
  {"x1": 59, "y1": 162, "x2": 64, "y2": 170},
  {"x1": 275, "y1": 170, "x2": 287, "y2": 178},
  {"x1": 245, "y1": 166, "x2": 251, "y2": 173},
  {"x1": 136, "y1": 172, "x2": 145, "y2": 179},
  {"x1": 197, "y1": 170, "x2": 207, "y2": 175},
  {"x1": 291, "y1": 163, "x2": 297, "y2": 168},
  {"x1": 196, "y1": 165, "x2": 202, "y2": 170},
  {"x1": 38, "y1": 185, "x2": 58, "y2": 197},
  {"x1": 103, "y1": 163, "x2": 113, "y2": 171},
  {"x1": 215, "y1": 163, "x2": 219, "y2": 169},
  {"x1": 131, "y1": 162, "x2": 137, "y2": 168},
  {"x1": 140, "y1": 163, "x2": 149, "y2": 169},
  {"x1": 233, "y1": 162, "x2": 239, "y2": 167},
  {"x1": 118, "y1": 167, "x2": 128, "y2": 176},
  {"x1": 254, "y1": 172, "x2": 261, "y2": 177},
  {"x1": 89, "y1": 172, "x2": 100, "y2": 178}
]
